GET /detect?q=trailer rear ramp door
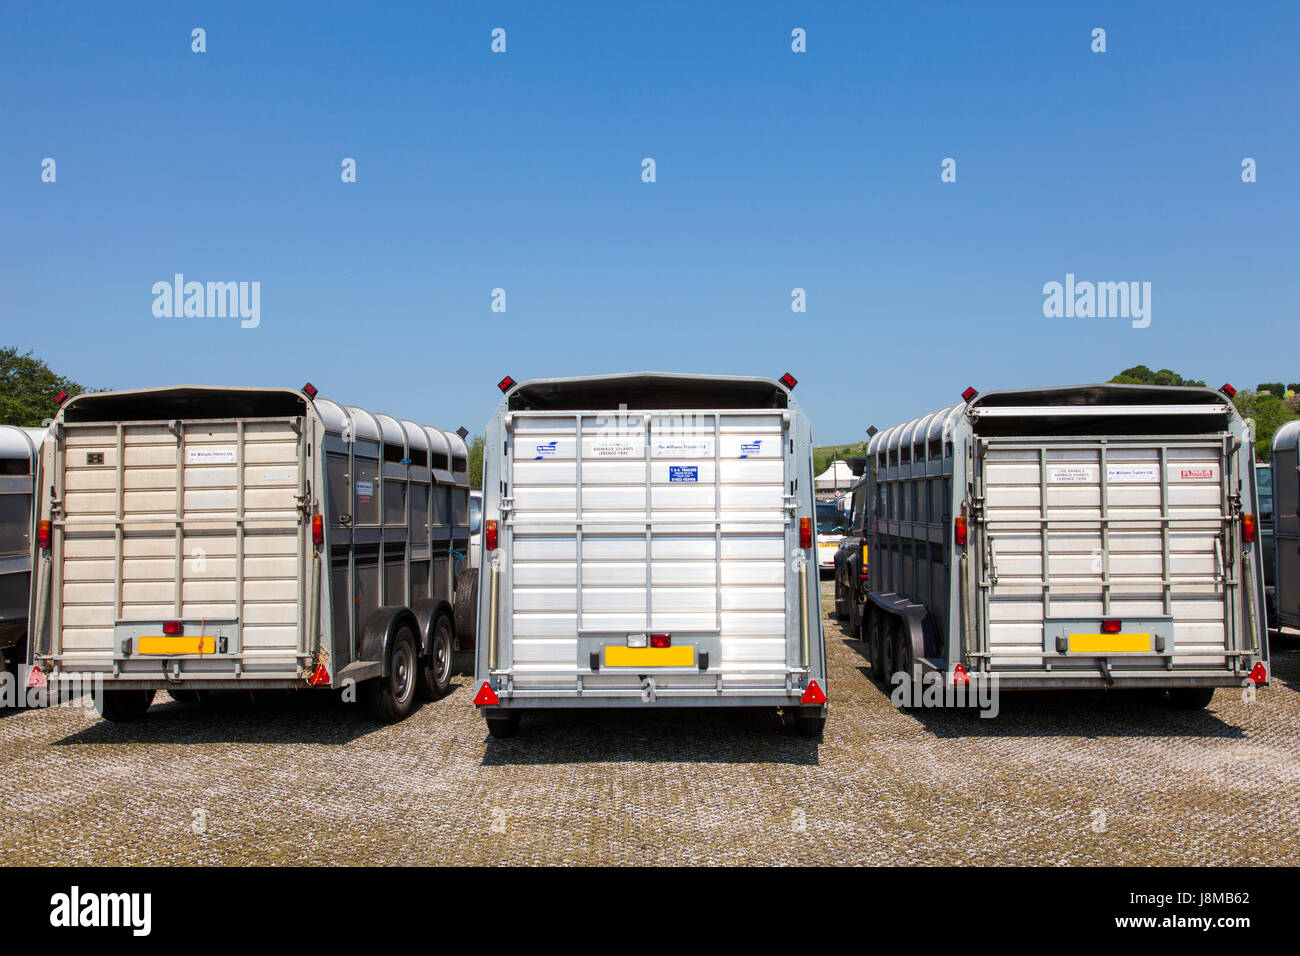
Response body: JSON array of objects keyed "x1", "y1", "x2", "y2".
[
  {"x1": 979, "y1": 438, "x2": 1246, "y2": 675},
  {"x1": 54, "y1": 415, "x2": 306, "y2": 678},
  {"x1": 505, "y1": 410, "x2": 795, "y2": 693}
]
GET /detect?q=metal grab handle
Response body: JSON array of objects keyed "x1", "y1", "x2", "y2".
[{"x1": 987, "y1": 535, "x2": 999, "y2": 586}]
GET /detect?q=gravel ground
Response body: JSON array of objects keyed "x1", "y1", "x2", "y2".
[{"x1": 2, "y1": 581, "x2": 1297, "y2": 866}]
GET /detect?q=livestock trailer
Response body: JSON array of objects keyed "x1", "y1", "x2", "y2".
[
  {"x1": 0, "y1": 426, "x2": 45, "y2": 678},
  {"x1": 1273, "y1": 419, "x2": 1300, "y2": 631},
  {"x1": 28, "y1": 386, "x2": 472, "y2": 722},
  {"x1": 855, "y1": 383, "x2": 1269, "y2": 708},
  {"x1": 472, "y1": 372, "x2": 828, "y2": 737}
]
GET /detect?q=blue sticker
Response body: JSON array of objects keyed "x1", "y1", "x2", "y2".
[
  {"x1": 740, "y1": 440, "x2": 762, "y2": 458},
  {"x1": 668, "y1": 466, "x2": 699, "y2": 483},
  {"x1": 533, "y1": 441, "x2": 557, "y2": 460}
]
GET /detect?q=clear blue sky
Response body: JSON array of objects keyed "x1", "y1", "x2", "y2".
[{"x1": 2, "y1": 1, "x2": 1296, "y2": 443}]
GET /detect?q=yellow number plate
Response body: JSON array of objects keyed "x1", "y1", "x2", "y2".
[
  {"x1": 1069, "y1": 633, "x2": 1151, "y2": 654},
  {"x1": 137, "y1": 636, "x2": 217, "y2": 655},
  {"x1": 604, "y1": 646, "x2": 694, "y2": 667}
]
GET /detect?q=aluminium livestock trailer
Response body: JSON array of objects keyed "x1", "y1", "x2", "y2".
[
  {"x1": 1272, "y1": 419, "x2": 1300, "y2": 631},
  {"x1": 0, "y1": 426, "x2": 45, "y2": 680},
  {"x1": 27, "y1": 386, "x2": 472, "y2": 722},
  {"x1": 472, "y1": 372, "x2": 828, "y2": 737},
  {"x1": 855, "y1": 383, "x2": 1269, "y2": 707}
]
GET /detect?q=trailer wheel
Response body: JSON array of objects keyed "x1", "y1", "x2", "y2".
[
  {"x1": 795, "y1": 714, "x2": 826, "y2": 737},
  {"x1": 485, "y1": 711, "x2": 520, "y2": 738},
  {"x1": 869, "y1": 610, "x2": 889, "y2": 685},
  {"x1": 167, "y1": 689, "x2": 206, "y2": 705},
  {"x1": 1164, "y1": 687, "x2": 1215, "y2": 710},
  {"x1": 454, "y1": 568, "x2": 478, "y2": 649},
  {"x1": 364, "y1": 625, "x2": 419, "y2": 722},
  {"x1": 891, "y1": 620, "x2": 916, "y2": 705},
  {"x1": 93, "y1": 688, "x2": 156, "y2": 722},
  {"x1": 833, "y1": 580, "x2": 848, "y2": 621},
  {"x1": 418, "y1": 613, "x2": 455, "y2": 700}
]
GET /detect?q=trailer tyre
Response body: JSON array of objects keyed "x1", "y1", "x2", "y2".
[
  {"x1": 364, "y1": 625, "x2": 419, "y2": 722},
  {"x1": 1164, "y1": 687, "x2": 1215, "y2": 710},
  {"x1": 795, "y1": 714, "x2": 826, "y2": 737},
  {"x1": 167, "y1": 689, "x2": 206, "y2": 705},
  {"x1": 93, "y1": 688, "x2": 156, "y2": 722},
  {"x1": 454, "y1": 568, "x2": 478, "y2": 649},
  {"x1": 833, "y1": 580, "x2": 848, "y2": 621},
  {"x1": 418, "y1": 613, "x2": 455, "y2": 700},
  {"x1": 485, "y1": 711, "x2": 520, "y2": 738}
]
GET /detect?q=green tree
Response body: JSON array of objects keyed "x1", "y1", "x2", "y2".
[
  {"x1": 1108, "y1": 365, "x2": 1207, "y2": 388},
  {"x1": 1232, "y1": 389, "x2": 1300, "y2": 460},
  {"x1": 1257, "y1": 382, "x2": 1285, "y2": 399},
  {"x1": 0, "y1": 347, "x2": 88, "y2": 426},
  {"x1": 469, "y1": 434, "x2": 485, "y2": 488}
]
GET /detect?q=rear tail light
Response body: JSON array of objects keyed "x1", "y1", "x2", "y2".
[
  {"x1": 485, "y1": 519, "x2": 498, "y2": 551},
  {"x1": 1101, "y1": 619, "x2": 1122, "y2": 633},
  {"x1": 780, "y1": 372, "x2": 798, "y2": 390},
  {"x1": 311, "y1": 513, "x2": 324, "y2": 545},
  {"x1": 1220, "y1": 383, "x2": 1237, "y2": 398},
  {"x1": 162, "y1": 620, "x2": 183, "y2": 636},
  {"x1": 37, "y1": 519, "x2": 51, "y2": 549},
  {"x1": 474, "y1": 681, "x2": 500, "y2": 706},
  {"x1": 650, "y1": 633, "x2": 671, "y2": 648},
  {"x1": 301, "y1": 382, "x2": 318, "y2": 399},
  {"x1": 961, "y1": 386, "x2": 978, "y2": 402},
  {"x1": 954, "y1": 516, "x2": 967, "y2": 548},
  {"x1": 54, "y1": 390, "x2": 69, "y2": 405},
  {"x1": 1243, "y1": 513, "x2": 1257, "y2": 544},
  {"x1": 859, "y1": 537, "x2": 869, "y2": 579},
  {"x1": 799, "y1": 517, "x2": 812, "y2": 549},
  {"x1": 497, "y1": 376, "x2": 516, "y2": 393}
]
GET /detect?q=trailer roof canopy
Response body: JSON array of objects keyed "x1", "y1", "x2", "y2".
[
  {"x1": 506, "y1": 373, "x2": 790, "y2": 412},
  {"x1": 62, "y1": 387, "x2": 308, "y2": 423},
  {"x1": 967, "y1": 384, "x2": 1236, "y2": 438}
]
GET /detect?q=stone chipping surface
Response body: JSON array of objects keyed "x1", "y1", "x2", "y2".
[{"x1": 1, "y1": 581, "x2": 1297, "y2": 866}]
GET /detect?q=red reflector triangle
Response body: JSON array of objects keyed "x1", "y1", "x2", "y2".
[
  {"x1": 1248, "y1": 662, "x2": 1268, "y2": 684},
  {"x1": 799, "y1": 680, "x2": 826, "y2": 704},
  {"x1": 474, "y1": 681, "x2": 500, "y2": 706},
  {"x1": 26, "y1": 667, "x2": 46, "y2": 689},
  {"x1": 309, "y1": 663, "x2": 330, "y2": 686},
  {"x1": 953, "y1": 663, "x2": 969, "y2": 685}
]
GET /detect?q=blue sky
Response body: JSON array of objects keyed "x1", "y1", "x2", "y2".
[{"x1": 2, "y1": 1, "x2": 1296, "y2": 443}]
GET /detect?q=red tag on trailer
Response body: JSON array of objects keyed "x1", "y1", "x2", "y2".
[
  {"x1": 953, "y1": 663, "x2": 969, "y2": 685},
  {"x1": 26, "y1": 667, "x2": 46, "y2": 689},
  {"x1": 1248, "y1": 662, "x2": 1268, "y2": 684},
  {"x1": 309, "y1": 663, "x2": 331, "y2": 686}
]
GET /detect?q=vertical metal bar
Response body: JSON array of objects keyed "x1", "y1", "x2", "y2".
[
  {"x1": 1098, "y1": 443, "x2": 1110, "y2": 616},
  {"x1": 713, "y1": 412, "x2": 722, "y2": 632},
  {"x1": 574, "y1": 413, "x2": 583, "y2": 634},
  {"x1": 114, "y1": 423, "x2": 125, "y2": 621},
  {"x1": 174, "y1": 420, "x2": 184, "y2": 617},
  {"x1": 1221, "y1": 435, "x2": 1237, "y2": 656},
  {"x1": 1038, "y1": 446, "x2": 1050, "y2": 620},
  {"x1": 1158, "y1": 445, "x2": 1172, "y2": 618},
  {"x1": 237, "y1": 419, "x2": 248, "y2": 649},
  {"x1": 644, "y1": 413, "x2": 652, "y2": 631}
]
